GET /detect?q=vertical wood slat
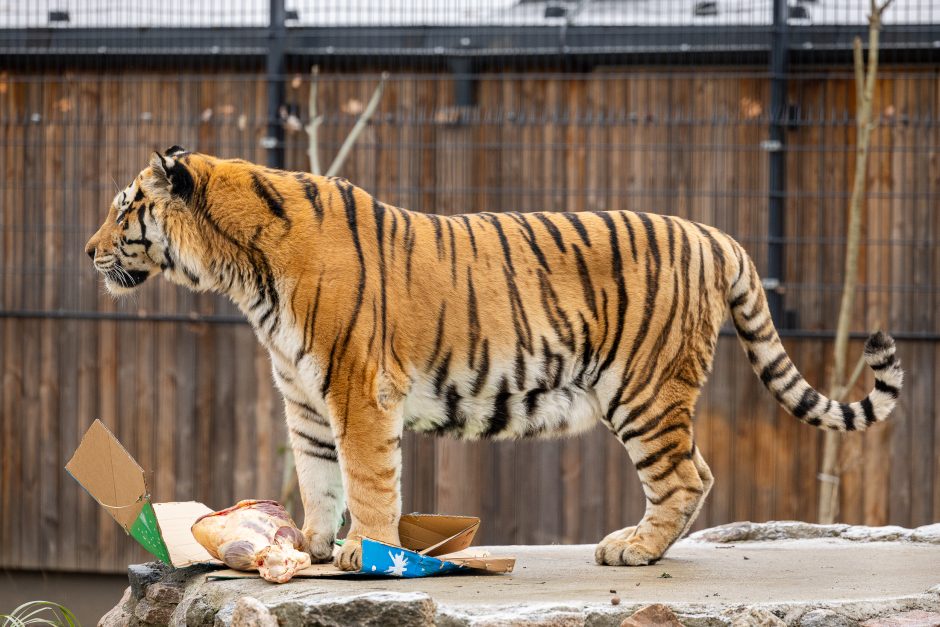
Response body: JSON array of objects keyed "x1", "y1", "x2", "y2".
[{"x1": 16, "y1": 73, "x2": 38, "y2": 572}]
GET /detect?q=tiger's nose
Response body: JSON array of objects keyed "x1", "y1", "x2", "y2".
[{"x1": 85, "y1": 240, "x2": 96, "y2": 260}]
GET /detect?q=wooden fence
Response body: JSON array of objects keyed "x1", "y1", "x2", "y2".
[{"x1": 1, "y1": 67, "x2": 938, "y2": 573}]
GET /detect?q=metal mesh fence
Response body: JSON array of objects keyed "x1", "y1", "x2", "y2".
[{"x1": 1, "y1": 0, "x2": 939, "y2": 337}]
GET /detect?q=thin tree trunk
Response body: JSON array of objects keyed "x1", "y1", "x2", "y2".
[
  {"x1": 306, "y1": 66, "x2": 322, "y2": 175},
  {"x1": 818, "y1": 0, "x2": 892, "y2": 524},
  {"x1": 325, "y1": 72, "x2": 389, "y2": 177}
]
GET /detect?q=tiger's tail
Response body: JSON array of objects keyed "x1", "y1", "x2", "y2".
[{"x1": 727, "y1": 245, "x2": 903, "y2": 432}]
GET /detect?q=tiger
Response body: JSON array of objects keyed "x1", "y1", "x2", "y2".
[{"x1": 85, "y1": 147, "x2": 903, "y2": 571}]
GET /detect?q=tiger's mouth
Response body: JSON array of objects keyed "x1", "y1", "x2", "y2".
[
  {"x1": 108, "y1": 268, "x2": 150, "y2": 288},
  {"x1": 93, "y1": 252, "x2": 153, "y2": 292}
]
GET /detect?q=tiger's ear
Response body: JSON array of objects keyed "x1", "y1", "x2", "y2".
[
  {"x1": 163, "y1": 145, "x2": 187, "y2": 158},
  {"x1": 148, "y1": 150, "x2": 195, "y2": 204},
  {"x1": 149, "y1": 151, "x2": 173, "y2": 187}
]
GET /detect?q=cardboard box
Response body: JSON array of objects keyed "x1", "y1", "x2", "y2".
[{"x1": 66, "y1": 420, "x2": 514, "y2": 578}]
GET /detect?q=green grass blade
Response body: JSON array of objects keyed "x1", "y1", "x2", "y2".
[
  {"x1": 0, "y1": 601, "x2": 81, "y2": 627},
  {"x1": 0, "y1": 614, "x2": 27, "y2": 627}
]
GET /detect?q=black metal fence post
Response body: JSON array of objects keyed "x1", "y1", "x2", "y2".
[
  {"x1": 767, "y1": 0, "x2": 789, "y2": 326},
  {"x1": 450, "y1": 58, "x2": 477, "y2": 108},
  {"x1": 264, "y1": 0, "x2": 286, "y2": 169}
]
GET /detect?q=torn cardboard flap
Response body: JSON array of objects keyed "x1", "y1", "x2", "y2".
[
  {"x1": 400, "y1": 514, "x2": 479, "y2": 556},
  {"x1": 66, "y1": 420, "x2": 219, "y2": 567},
  {"x1": 65, "y1": 419, "x2": 148, "y2": 531}
]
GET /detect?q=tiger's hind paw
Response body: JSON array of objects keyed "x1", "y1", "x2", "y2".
[{"x1": 594, "y1": 527, "x2": 663, "y2": 566}]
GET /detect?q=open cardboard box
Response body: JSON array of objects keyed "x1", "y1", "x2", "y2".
[{"x1": 66, "y1": 420, "x2": 514, "y2": 579}]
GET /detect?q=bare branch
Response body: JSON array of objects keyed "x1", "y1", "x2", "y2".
[
  {"x1": 305, "y1": 65, "x2": 323, "y2": 175},
  {"x1": 325, "y1": 72, "x2": 390, "y2": 178},
  {"x1": 874, "y1": 0, "x2": 894, "y2": 18},
  {"x1": 833, "y1": 352, "x2": 867, "y2": 403},
  {"x1": 853, "y1": 37, "x2": 864, "y2": 106}
]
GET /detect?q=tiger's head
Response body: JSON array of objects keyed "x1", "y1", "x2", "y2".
[{"x1": 85, "y1": 146, "x2": 210, "y2": 295}]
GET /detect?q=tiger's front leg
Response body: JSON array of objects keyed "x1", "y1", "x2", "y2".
[
  {"x1": 329, "y1": 390, "x2": 404, "y2": 571},
  {"x1": 283, "y1": 399, "x2": 346, "y2": 563}
]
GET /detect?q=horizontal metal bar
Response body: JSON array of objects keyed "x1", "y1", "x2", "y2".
[
  {"x1": 0, "y1": 309, "x2": 245, "y2": 324},
  {"x1": 2, "y1": 309, "x2": 939, "y2": 342},
  {"x1": 0, "y1": 25, "x2": 938, "y2": 67}
]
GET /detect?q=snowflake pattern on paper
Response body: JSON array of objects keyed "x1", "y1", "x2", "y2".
[{"x1": 385, "y1": 550, "x2": 410, "y2": 576}]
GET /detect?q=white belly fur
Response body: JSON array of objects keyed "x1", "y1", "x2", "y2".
[{"x1": 402, "y1": 369, "x2": 601, "y2": 439}]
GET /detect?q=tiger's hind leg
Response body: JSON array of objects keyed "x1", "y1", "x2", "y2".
[
  {"x1": 595, "y1": 387, "x2": 707, "y2": 566},
  {"x1": 678, "y1": 446, "x2": 713, "y2": 538}
]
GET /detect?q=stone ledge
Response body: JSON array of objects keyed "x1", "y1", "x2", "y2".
[
  {"x1": 687, "y1": 521, "x2": 940, "y2": 545},
  {"x1": 98, "y1": 523, "x2": 940, "y2": 627}
]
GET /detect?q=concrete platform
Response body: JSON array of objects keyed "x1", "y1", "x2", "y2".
[{"x1": 100, "y1": 523, "x2": 940, "y2": 626}]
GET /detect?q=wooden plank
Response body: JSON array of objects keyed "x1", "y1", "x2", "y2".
[
  {"x1": 16, "y1": 78, "x2": 40, "y2": 570},
  {"x1": 772, "y1": 338, "x2": 797, "y2": 521},
  {"x1": 253, "y1": 335, "x2": 276, "y2": 500},
  {"x1": 483, "y1": 441, "x2": 518, "y2": 545},
  {"x1": 559, "y1": 433, "x2": 582, "y2": 544},
  {"x1": 20, "y1": 319, "x2": 41, "y2": 569},
  {"x1": 95, "y1": 314, "x2": 119, "y2": 571},
  {"x1": 74, "y1": 318, "x2": 99, "y2": 569},
  {"x1": 115, "y1": 320, "x2": 139, "y2": 568},
  {"x1": 795, "y1": 340, "x2": 822, "y2": 522},
  {"x1": 2, "y1": 320, "x2": 23, "y2": 568},
  {"x1": 212, "y1": 324, "x2": 235, "y2": 509},
  {"x1": 897, "y1": 76, "x2": 934, "y2": 527},
  {"x1": 434, "y1": 440, "x2": 485, "y2": 520},
  {"x1": 39, "y1": 319, "x2": 60, "y2": 567},
  {"x1": 934, "y1": 343, "x2": 940, "y2": 524},
  {"x1": 584, "y1": 75, "x2": 609, "y2": 213},
  {"x1": 563, "y1": 77, "x2": 587, "y2": 214},
  {"x1": 194, "y1": 327, "x2": 216, "y2": 510},
  {"x1": 155, "y1": 315, "x2": 178, "y2": 502},
  {"x1": 174, "y1": 322, "x2": 199, "y2": 502},
  {"x1": 404, "y1": 433, "x2": 437, "y2": 523},
  {"x1": 0, "y1": 320, "x2": 5, "y2": 567},
  {"x1": 858, "y1": 73, "x2": 895, "y2": 526},
  {"x1": 577, "y1": 428, "x2": 607, "y2": 542},
  {"x1": 730, "y1": 334, "x2": 757, "y2": 522},
  {"x1": 232, "y1": 326, "x2": 256, "y2": 500},
  {"x1": 38, "y1": 75, "x2": 62, "y2": 568},
  {"x1": 884, "y1": 77, "x2": 912, "y2": 528}
]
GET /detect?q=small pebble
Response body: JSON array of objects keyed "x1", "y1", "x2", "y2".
[
  {"x1": 611, "y1": 596, "x2": 621, "y2": 606},
  {"x1": 609, "y1": 589, "x2": 617, "y2": 593}
]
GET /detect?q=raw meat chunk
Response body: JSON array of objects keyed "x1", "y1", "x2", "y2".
[{"x1": 192, "y1": 500, "x2": 311, "y2": 583}]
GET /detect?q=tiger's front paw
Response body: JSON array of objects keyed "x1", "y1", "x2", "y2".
[
  {"x1": 304, "y1": 531, "x2": 336, "y2": 564},
  {"x1": 333, "y1": 538, "x2": 362, "y2": 571},
  {"x1": 594, "y1": 527, "x2": 663, "y2": 566}
]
